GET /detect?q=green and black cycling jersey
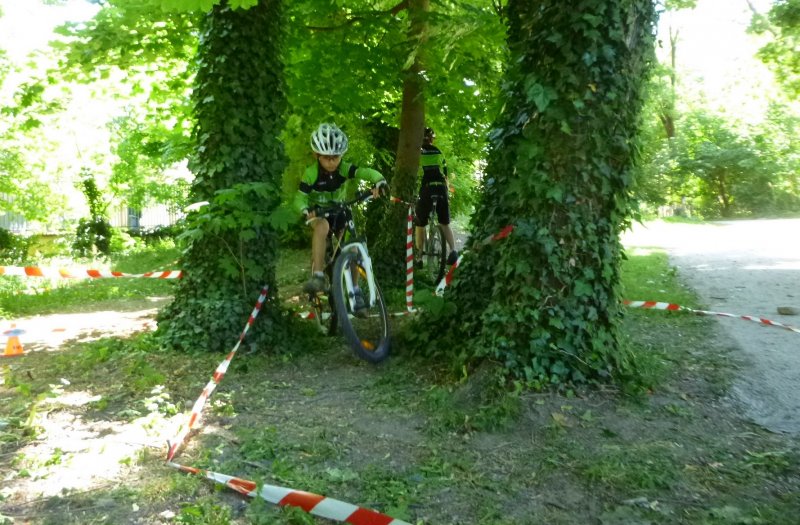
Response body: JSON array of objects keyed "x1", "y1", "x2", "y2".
[
  {"x1": 419, "y1": 143, "x2": 448, "y2": 187},
  {"x1": 416, "y1": 143, "x2": 451, "y2": 226},
  {"x1": 293, "y1": 160, "x2": 384, "y2": 216}
]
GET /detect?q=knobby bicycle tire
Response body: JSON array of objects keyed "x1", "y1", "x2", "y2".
[
  {"x1": 425, "y1": 223, "x2": 447, "y2": 285},
  {"x1": 331, "y1": 250, "x2": 390, "y2": 363}
]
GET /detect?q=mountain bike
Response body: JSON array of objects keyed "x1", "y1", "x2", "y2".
[
  {"x1": 306, "y1": 190, "x2": 390, "y2": 363},
  {"x1": 417, "y1": 194, "x2": 447, "y2": 285}
]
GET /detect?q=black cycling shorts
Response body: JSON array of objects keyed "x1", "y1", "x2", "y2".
[
  {"x1": 415, "y1": 183, "x2": 450, "y2": 227},
  {"x1": 324, "y1": 208, "x2": 352, "y2": 234}
]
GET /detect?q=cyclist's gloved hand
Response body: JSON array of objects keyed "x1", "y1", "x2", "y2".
[{"x1": 373, "y1": 180, "x2": 389, "y2": 198}]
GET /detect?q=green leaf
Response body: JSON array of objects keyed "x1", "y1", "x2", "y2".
[
  {"x1": 546, "y1": 186, "x2": 564, "y2": 203},
  {"x1": 268, "y1": 206, "x2": 296, "y2": 232},
  {"x1": 574, "y1": 280, "x2": 592, "y2": 297},
  {"x1": 525, "y1": 81, "x2": 556, "y2": 112}
]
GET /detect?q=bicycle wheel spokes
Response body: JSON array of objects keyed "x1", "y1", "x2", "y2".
[
  {"x1": 332, "y1": 251, "x2": 390, "y2": 363},
  {"x1": 424, "y1": 224, "x2": 447, "y2": 284}
]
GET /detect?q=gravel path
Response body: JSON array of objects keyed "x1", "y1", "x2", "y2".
[{"x1": 622, "y1": 218, "x2": 800, "y2": 434}]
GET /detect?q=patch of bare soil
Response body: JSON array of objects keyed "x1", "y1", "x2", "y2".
[{"x1": 1, "y1": 297, "x2": 169, "y2": 353}]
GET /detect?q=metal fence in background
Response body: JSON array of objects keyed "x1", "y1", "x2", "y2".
[{"x1": 1, "y1": 193, "x2": 181, "y2": 234}]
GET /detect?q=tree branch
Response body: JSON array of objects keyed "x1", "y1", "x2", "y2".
[
  {"x1": 305, "y1": 1, "x2": 409, "y2": 32},
  {"x1": 745, "y1": 0, "x2": 778, "y2": 37},
  {"x1": 390, "y1": 0, "x2": 409, "y2": 16}
]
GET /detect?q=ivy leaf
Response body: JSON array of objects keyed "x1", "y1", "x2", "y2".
[
  {"x1": 525, "y1": 80, "x2": 557, "y2": 112},
  {"x1": 546, "y1": 186, "x2": 564, "y2": 203},
  {"x1": 574, "y1": 280, "x2": 592, "y2": 297}
]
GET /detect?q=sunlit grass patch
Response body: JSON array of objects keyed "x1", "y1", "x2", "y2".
[
  {"x1": 0, "y1": 242, "x2": 181, "y2": 318},
  {"x1": 620, "y1": 248, "x2": 733, "y2": 393},
  {"x1": 621, "y1": 247, "x2": 698, "y2": 307}
]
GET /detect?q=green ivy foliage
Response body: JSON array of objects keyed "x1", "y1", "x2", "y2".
[
  {"x1": 412, "y1": 0, "x2": 658, "y2": 387},
  {"x1": 72, "y1": 172, "x2": 113, "y2": 257},
  {"x1": 157, "y1": 0, "x2": 289, "y2": 353}
]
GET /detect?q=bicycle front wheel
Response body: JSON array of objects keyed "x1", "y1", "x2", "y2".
[
  {"x1": 332, "y1": 251, "x2": 390, "y2": 363},
  {"x1": 424, "y1": 223, "x2": 447, "y2": 285}
]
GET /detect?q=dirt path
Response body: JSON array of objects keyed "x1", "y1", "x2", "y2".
[
  {"x1": 622, "y1": 218, "x2": 800, "y2": 434},
  {"x1": 1, "y1": 298, "x2": 167, "y2": 353}
]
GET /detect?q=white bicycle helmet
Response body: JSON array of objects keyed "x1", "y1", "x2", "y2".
[{"x1": 310, "y1": 123, "x2": 349, "y2": 156}]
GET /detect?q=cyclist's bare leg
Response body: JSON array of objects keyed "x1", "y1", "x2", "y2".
[
  {"x1": 414, "y1": 226, "x2": 426, "y2": 257},
  {"x1": 441, "y1": 223, "x2": 456, "y2": 256},
  {"x1": 310, "y1": 218, "x2": 330, "y2": 273}
]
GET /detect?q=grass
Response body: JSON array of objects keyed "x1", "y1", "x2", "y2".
[
  {"x1": 0, "y1": 240, "x2": 180, "y2": 318},
  {"x1": 0, "y1": 240, "x2": 798, "y2": 524}
]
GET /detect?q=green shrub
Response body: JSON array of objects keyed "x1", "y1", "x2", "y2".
[
  {"x1": 0, "y1": 228, "x2": 31, "y2": 263},
  {"x1": 73, "y1": 217, "x2": 113, "y2": 257}
]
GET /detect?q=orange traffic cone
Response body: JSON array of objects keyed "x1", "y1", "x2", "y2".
[{"x1": 3, "y1": 327, "x2": 24, "y2": 357}]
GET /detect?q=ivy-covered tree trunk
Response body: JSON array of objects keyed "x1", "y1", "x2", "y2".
[
  {"x1": 372, "y1": 0, "x2": 429, "y2": 285},
  {"x1": 427, "y1": 0, "x2": 657, "y2": 385},
  {"x1": 158, "y1": 0, "x2": 286, "y2": 352}
]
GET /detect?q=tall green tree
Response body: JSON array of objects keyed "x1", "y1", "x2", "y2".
[
  {"x1": 371, "y1": 0, "x2": 428, "y2": 281},
  {"x1": 675, "y1": 109, "x2": 791, "y2": 218},
  {"x1": 54, "y1": 1, "x2": 198, "y2": 211},
  {"x1": 416, "y1": 0, "x2": 658, "y2": 386},
  {"x1": 750, "y1": 0, "x2": 800, "y2": 97},
  {"x1": 0, "y1": 78, "x2": 64, "y2": 225},
  {"x1": 155, "y1": 0, "x2": 288, "y2": 352}
]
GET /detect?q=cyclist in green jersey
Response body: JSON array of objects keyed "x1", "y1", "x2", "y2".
[
  {"x1": 415, "y1": 127, "x2": 458, "y2": 268},
  {"x1": 293, "y1": 123, "x2": 387, "y2": 300}
]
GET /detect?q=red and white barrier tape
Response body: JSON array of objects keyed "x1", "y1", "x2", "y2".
[
  {"x1": 0, "y1": 266, "x2": 182, "y2": 279},
  {"x1": 625, "y1": 300, "x2": 800, "y2": 335},
  {"x1": 168, "y1": 288, "x2": 411, "y2": 523},
  {"x1": 165, "y1": 286, "x2": 268, "y2": 462},
  {"x1": 434, "y1": 224, "x2": 514, "y2": 297},
  {"x1": 435, "y1": 254, "x2": 462, "y2": 297},
  {"x1": 167, "y1": 463, "x2": 411, "y2": 525},
  {"x1": 298, "y1": 310, "x2": 332, "y2": 321},
  {"x1": 389, "y1": 196, "x2": 412, "y2": 206},
  {"x1": 419, "y1": 226, "x2": 799, "y2": 339},
  {"x1": 404, "y1": 205, "x2": 416, "y2": 313}
]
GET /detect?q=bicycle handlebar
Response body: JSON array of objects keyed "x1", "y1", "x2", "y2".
[{"x1": 307, "y1": 187, "x2": 384, "y2": 222}]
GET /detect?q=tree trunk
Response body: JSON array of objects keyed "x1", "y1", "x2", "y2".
[
  {"x1": 716, "y1": 172, "x2": 732, "y2": 216},
  {"x1": 157, "y1": 0, "x2": 287, "y2": 352},
  {"x1": 372, "y1": 0, "x2": 429, "y2": 285},
  {"x1": 421, "y1": 0, "x2": 657, "y2": 385}
]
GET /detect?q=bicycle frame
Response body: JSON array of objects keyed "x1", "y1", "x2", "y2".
[{"x1": 316, "y1": 190, "x2": 378, "y2": 309}]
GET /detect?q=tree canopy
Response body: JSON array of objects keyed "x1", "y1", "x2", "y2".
[{"x1": 751, "y1": 0, "x2": 800, "y2": 97}]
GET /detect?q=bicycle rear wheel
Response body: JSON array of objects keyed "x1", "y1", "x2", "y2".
[
  {"x1": 424, "y1": 223, "x2": 447, "y2": 285},
  {"x1": 332, "y1": 251, "x2": 390, "y2": 363}
]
